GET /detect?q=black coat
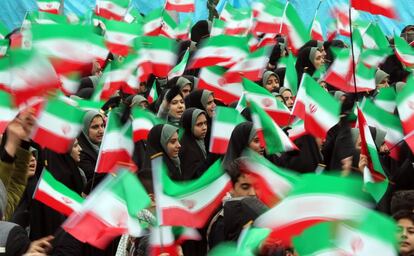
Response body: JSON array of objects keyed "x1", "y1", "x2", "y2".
[{"x1": 77, "y1": 132, "x2": 98, "y2": 181}]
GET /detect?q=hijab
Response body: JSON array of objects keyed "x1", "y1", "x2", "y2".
[
  {"x1": 295, "y1": 47, "x2": 318, "y2": 82},
  {"x1": 262, "y1": 71, "x2": 279, "y2": 89},
  {"x1": 181, "y1": 108, "x2": 207, "y2": 158},
  {"x1": 222, "y1": 122, "x2": 256, "y2": 170},
  {"x1": 176, "y1": 76, "x2": 192, "y2": 90},
  {"x1": 375, "y1": 69, "x2": 390, "y2": 86},
  {"x1": 130, "y1": 95, "x2": 149, "y2": 108},
  {"x1": 81, "y1": 110, "x2": 103, "y2": 153}
]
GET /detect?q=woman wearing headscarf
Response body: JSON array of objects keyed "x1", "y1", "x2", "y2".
[
  {"x1": 222, "y1": 122, "x2": 264, "y2": 170},
  {"x1": 185, "y1": 89, "x2": 216, "y2": 151},
  {"x1": 30, "y1": 140, "x2": 86, "y2": 240},
  {"x1": 157, "y1": 86, "x2": 186, "y2": 127},
  {"x1": 179, "y1": 108, "x2": 208, "y2": 180},
  {"x1": 176, "y1": 76, "x2": 194, "y2": 98},
  {"x1": 295, "y1": 46, "x2": 325, "y2": 84},
  {"x1": 261, "y1": 71, "x2": 280, "y2": 93},
  {"x1": 142, "y1": 124, "x2": 182, "y2": 180},
  {"x1": 77, "y1": 111, "x2": 105, "y2": 181}
]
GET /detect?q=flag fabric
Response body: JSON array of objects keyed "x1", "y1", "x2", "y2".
[
  {"x1": 140, "y1": 36, "x2": 177, "y2": 77},
  {"x1": 152, "y1": 158, "x2": 232, "y2": 228},
  {"x1": 0, "y1": 90, "x2": 17, "y2": 134},
  {"x1": 361, "y1": 98, "x2": 404, "y2": 157},
  {"x1": 147, "y1": 80, "x2": 158, "y2": 104},
  {"x1": 243, "y1": 78, "x2": 291, "y2": 126},
  {"x1": 168, "y1": 48, "x2": 189, "y2": 80},
  {"x1": 394, "y1": 35, "x2": 414, "y2": 67},
  {"x1": 357, "y1": 108, "x2": 389, "y2": 202},
  {"x1": 292, "y1": 74, "x2": 340, "y2": 139},
  {"x1": 188, "y1": 35, "x2": 248, "y2": 69},
  {"x1": 73, "y1": 98, "x2": 104, "y2": 112},
  {"x1": 160, "y1": 12, "x2": 177, "y2": 39},
  {"x1": 351, "y1": 0, "x2": 397, "y2": 19},
  {"x1": 165, "y1": 0, "x2": 195, "y2": 13},
  {"x1": 251, "y1": 0, "x2": 284, "y2": 34},
  {"x1": 241, "y1": 149, "x2": 299, "y2": 207},
  {"x1": 175, "y1": 18, "x2": 191, "y2": 40},
  {"x1": 31, "y1": 24, "x2": 109, "y2": 75},
  {"x1": 309, "y1": 15, "x2": 324, "y2": 41},
  {"x1": 143, "y1": 8, "x2": 163, "y2": 36},
  {"x1": 37, "y1": 0, "x2": 61, "y2": 14},
  {"x1": 31, "y1": 96, "x2": 85, "y2": 153},
  {"x1": 224, "y1": 46, "x2": 271, "y2": 84},
  {"x1": 0, "y1": 49, "x2": 60, "y2": 106},
  {"x1": 149, "y1": 226, "x2": 201, "y2": 256},
  {"x1": 210, "y1": 18, "x2": 225, "y2": 37},
  {"x1": 209, "y1": 106, "x2": 246, "y2": 154},
  {"x1": 360, "y1": 48, "x2": 392, "y2": 68},
  {"x1": 363, "y1": 22, "x2": 389, "y2": 50},
  {"x1": 95, "y1": 0, "x2": 130, "y2": 21},
  {"x1": 104, "y1": 19, "x2": 141, "y2": 56},
  {"x1": 396, "y1": 77, "x2": 414, "y2": 153},
  {"x1": 374, "y1": 87, "x2": 396, "y2": 113},
  {"x1": 220, "y1": 4, "x2": 252, "y2": 36},
  {"x1": 131, "y1": 107, "x2": 164, "y2": 142},
  {"x1": 58, "y1": 73, "x2": 81, "y2": 96},
  {"x1": 237, "y1": 226, "x2": 271, "y2": 253},
  {"x1": 95, "y1": 110, "x2": 136, "y2": 173},
  {"x1": 123, "y1": 7, "x2": 142, "y2": 23},
  {"x1": 280, "y1": 54, "x2": 298, "y2": 95},
  {"x1": 236, "y1": 92, "x2": 247, "y2": 113},
  {"x1": 332, "y1": 6, "x2": 351, "y2": 37},
  {"x1": 281, "y1": 3, "x2": 311, "y2": 55},
  {"x1": 24, "y1": 11, "x2": 67, "y2": 25},
  {"x1": 287, "y1": 118, "x2": 307, "y2": 141},
  {"x1": 63, "y1": 169, "x2": 151, "y2": 249},
  {"x1": 197, "y1": 66, "x2": 243, "y2": 104},
  {"x1": 0, "y1": 22, "x2": 10, "y2": 39},
  {"x1": 250, "y1": 100, "x2": 297, "y2": 154},
  {"x1": 33, "y1": 169, "x2": 85, "y2": 216},
  {"x1": 254, "y1": 173, "x2": 373, "y2": 245}
]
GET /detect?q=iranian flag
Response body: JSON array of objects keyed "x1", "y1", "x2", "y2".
[
  {"x1": 397, "y1": 77, "x2": 414, "y2": 152},
  {"x1": 332, "y1": 6, "x2": 351, "y2": 37},
  {"x1": 357, "y1": 107, "x2": 389, "y2": 202},
  {"x1": 168, "y1": 48, "x2": 189, "y2": 80},
  {"x1": 280, "y1": 54, "x2": 298, "y2": 95},
  {"x1": 210, "y1": 18, "x2": 225, "y2": 37},
  {"x1": 37, "y1": 0, "x2": 60, "y2": 14},
  {"x1": 131, "y1": 107, "x2": 163, "y2": 142},
  {"x1": 352, "y1": 0, "x2": 397, "y2": 19},
  {"x1": 31, "y1": 96, "x2": 85, "y2": 153},
  {"x1": 175, "y1": 18, "x2": 191, "y2": 40},
  {"x1": 104, "y1": 19, "x2": 141, "y2": 56},
  {"x1": 141, "y1": 36, "x2": 177, "y2": 77},
  {"x1": 150, "y1": 226, "x2": 201, "y2": 256},
  {"x1": 250, "y1": 100, "x2": 297, "y2": 154},
  {"x1": 361, "y1": 98, "x2": 404, "y2": 159},
  {"x1": 165, "y1": 0, "x2": 194, "y2": 12},
  {"x1": 324, "y1": 48, "x2": 376, "y2": 93},
  {"x1": 188, "y1": 35, "x2": 248, "y2": 69},
  {"x1": 73, "y1": 98, "x2": 104, "y2": 112},
  {"x1": 363, "y1": 23, "x2": 389, "y2": 50},
  {"x1": 58, "y1": 72, "x2": 81, "y2": 96},
  {"x1": 394, "y1": 35, "x2": 414, "y2": 67},
  {"x1": 197, "y1": 66, "x2": 243, "y2": 104},
  {"x1": 309, "y1": 15, "x2": 324, "y2": 41},
  {"x1": 0, "y1": 22, "x2": 9, "y2": 39},
  {"x1": 33, "y1": 169, "x2": 84, "y2": 216},
  {"x1": 224, "y1": 46, "x2": 272, "y2": 83},
  {"x1": 360, "y1": 48, "x2": 392, "y2": 68},
  {"x1": 95, "y1": 0, "x2": 129, "y2": 21},
  {"x1": 280, "y1": 3, "x2": 311, "y2": 55},
  {"x1": 152, "y1": 158, "x2": 232, "y2": 228},
  {"x1": 241, "y1": 149, "x2": 299, "y2": 207},
  {"x1": 95, "y1": 111, "x2": 136, "y2": 173},
  {"x1": 209, "y1": 106, "x2": 246, "y2": 154},
  {"x1": 220, "y1": 5, "x2": 252, "y2": 36},
  {"x1": 63, "y1": 169, "x2": 151, "y2": 249},
  {"x1": 254, "y1": 173, "x2": 374, "y2": 245},
  {"x1": 243, "y1": 78, "x2": 291, "y2": 126},
  {"x1": 143, "y1": 8, "x2": 163, "y2": 36},
  {"x1": 237, "y1": 226, "x2": 271, "y2": 253},
  {"x1": 147, "y1": 80, "x2": 158, "y2": 103},
  {"x1": 287, "y1": 119, "x2": 307, "y2": 141},
  {"x1": 0, "y1": 49, "x2": 60, "y2": 106},
  {"x1": 0, "y1": 90, "x2": 18, "y2": 134},
  {"x1": 251, "y1": 0, "x2": 284, "y2": 34},
  {"x1": 292, "y1": 74, "x2": 340, "y2": 139},
  {"x1": 160, "y1": 12, "x2": 177, "y2": 39},
  {"x1": 25, "y1": 10, "x2": 67, "y2": 24},
  {"x1": 374, "y1": 87, "x2": 396, "y2": 113},
  {"x1": 31, "y1": 24, "x2": 109, "y2": 75}
]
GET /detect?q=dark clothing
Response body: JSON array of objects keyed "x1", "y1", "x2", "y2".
[
  {"x1": 0, "y1": 221, "x2": 30, "y2": 256},
  {"x1": 132, "y1": 140, "x2": 147, "y2": 171},
  {"x1": 78, "y1": 132, "x2": 98, "y2": 181},
  {"x1": 222, "y1": 122, "x2": 254, "y2": 170},
  {"x1": 380, "y1": 54, "x2": 411, "y2": 85}
]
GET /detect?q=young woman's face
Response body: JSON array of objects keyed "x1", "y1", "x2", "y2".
[
  {"x1": 281, "y1": 90, "x2": 294, "y2": 110},
  {"x1": 181, "y1": 84, "x2": 192, "y2": 98},
  {"x1": 265, "y1": 74, "x2": 280, "y2": 92},
  {"x1": 398, "y1": 218, "x2": 414, "y2": 256},
  {"x1": 313, "y1": 50, "x2": 325, "y2": 70},
  {"x1": 70, "y1": 139, "x2": 82, "y2": 163},
  {"x1": 193, "y1": 114, "x2": 208, "y2": 139},
  {"x1": 88, "y1": 116, "x2": 105, "y2": 145},
  {"x1": 249, "y1": 134, "x2": 264, "y2": 155},
  {"x1": 205, "y1": 95, "x2": 216, "y2": 118},
  {"x1": 166, "y1": 132, "x2": 181, "y2": 158},
  {"x1": 169, "y1": 95, "x2": 185, "y2": 119}
]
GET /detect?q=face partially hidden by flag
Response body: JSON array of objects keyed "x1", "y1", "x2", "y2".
[{"x1": 62, "y1": 169, "x2": 151, "y2": 249}]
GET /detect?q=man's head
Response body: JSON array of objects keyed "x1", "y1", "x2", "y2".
[
  {"x1": 394, "y1": 210, "x2": 414, "y2": 256},
  {"x1": 227, "y1": 159, "x2": 256, "y2": 198}
]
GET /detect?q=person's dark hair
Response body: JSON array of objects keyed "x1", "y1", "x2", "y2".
[
  {"x1": 165, "y1": 85, "x2": 184, "y2": 103},
  {"x1": 393, "y1": 210, "x2": 414, "y2": 223},
  {"x1": 225, "y1": 158, "x2": 244, "y2": 186}
]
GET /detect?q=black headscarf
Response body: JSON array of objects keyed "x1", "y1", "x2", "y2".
[
  {"x1": 295, "y1": 46, "x2": 318, "y2": 83},
  {"x1": 222, "y1": 122, "x2": 256, "y2": 170}
]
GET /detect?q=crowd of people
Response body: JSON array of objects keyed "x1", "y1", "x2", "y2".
[{"x1": 1, "y1": 5, "x2": 414, "y2": 256}]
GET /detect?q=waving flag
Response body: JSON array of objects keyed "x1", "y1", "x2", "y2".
[
  {"x1": 34, "y1": 169, "x2": 84, "y2": 216},
  {"x1": 374, "y1": 87, "x2": 396, "y2": 113},
  {"x1": 309, "y1": 15, "x2": 324, "y2": 41},
  {"x1": 143, "y1": 8, "x2": 163, "y2": 36},
  {"x1": 165, "y1": 0, "x2": 195, "y2": 13},
  {"x1": 394, "y1": 35, "x2": 414, "y2": 67},
  {"x1": 175, "y1": 18, "x2": 191, "y2": 40},
  {"x1": 168, "y1": 48, "x2": 189, "y2": 80},
  {"x1": 63, "y1": 169, "x2": 150, "y2": 249},
  {"x1": 363, "y1": 22, "x2": 389, "y2": 50},
  {"x1": 397, "y1": 77, "x2": 414, "y2": 153},
  {"x1": 160, "y1": 12, "x2": 177, "y2": 39},
  {"x1": 281, "y1": 3, "x2": 311, "y2": 55},
  {"x1": 152, "y1": 158, "x2": 231, "y2": 228},
  {"x1": 220, "y1": 4, "x2": 252, "y2": 36},
  {"x1": 95, "y1": 0, "x2": 130, "y2": 21},
  {"x1": 281, "y1": 54, "x2": 298, "y2": 95},
  {"x1": 141, "y1": 36, "x2": 177, "y2": 77},
  {"x1": 32, "y1": 96, "x2": 85, "y2": 153},
  {"x1": 104, "y1": 19, "x2": 141, "y2": 56},
  {"x1": 131, "y1": 107, "x2": 164, "y2": 142},
  {"x1": 351, "y1": 0, "x2": 397, "y2": 19},
  {"x1": 251, "y1": 0, "x2": 284, "y2": 34},
  {"x1": 0, "y1": 90, "x2": 18, "y2": 134},
  {"x1": 37, "y1": 0, "x2": 61, "y2": 14}
]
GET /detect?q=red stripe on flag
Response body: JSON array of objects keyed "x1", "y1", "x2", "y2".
[
  {"x1": 95, "y1": 8, "x2": 124, "y2": 21},
  {"x1": 210, "y1": 137, "x2": 230, "y2": 154},
  {"x1": 32, "y1": 127, "x2": 73, "y2": 153},
  {"x1": 198, "y1": 80, "x2": 240, "y2": 104},
  {"x1": 305, "y1": 112, "x2": 327, "y2": 139},
  {"x1": 165, "y1": 3, "x2": 195, "y2": 13},
  {"x1": 96, "y1": 150, "x2": 137, "y2": 173},
  {"x1": 133, "y1": 129, "x2": 150, "y2": 142},
  {"x1": 34, "y1": 189, "x2": 75, "y2": 216},
  {"x1": 105, "y1": 42, "x2": 131, "y2": 56},
  {"x1": 245, "y1": 171, "x2": 281, "y2": 207},
  {"x1": 152, "y1": 64, "x2": 174, "y2": 78},
  {"x1": 266, "y1": 110, "x2": 291, "y2": 127},
  {"x1": 39, "y1": 9, "x2": 59, "y2": 14},
  {"x1": 253, "y1": 22, "x2": 279, "y2": 34},
  {"x1": 189, "y1": 57, "x2": 233, "y2": 70}
]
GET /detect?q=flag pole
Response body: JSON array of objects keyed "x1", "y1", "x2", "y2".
[
  {"x1": 279, "y1": 0, "x2": 289, "y2": 35},
  {"x1": 348, "y1": 3, "x2": 358, "y2": 98}
]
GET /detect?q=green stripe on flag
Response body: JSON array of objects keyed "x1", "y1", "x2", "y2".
[
  {"x1": 42, "y1": 169, "x2": 85, "y2": 204},
  {"x1": 305, "y1": 74, "x2": 340, "y2": 117},
  {"x1": 45, "y1": 97, "x2": 85, "y2": 124}
]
